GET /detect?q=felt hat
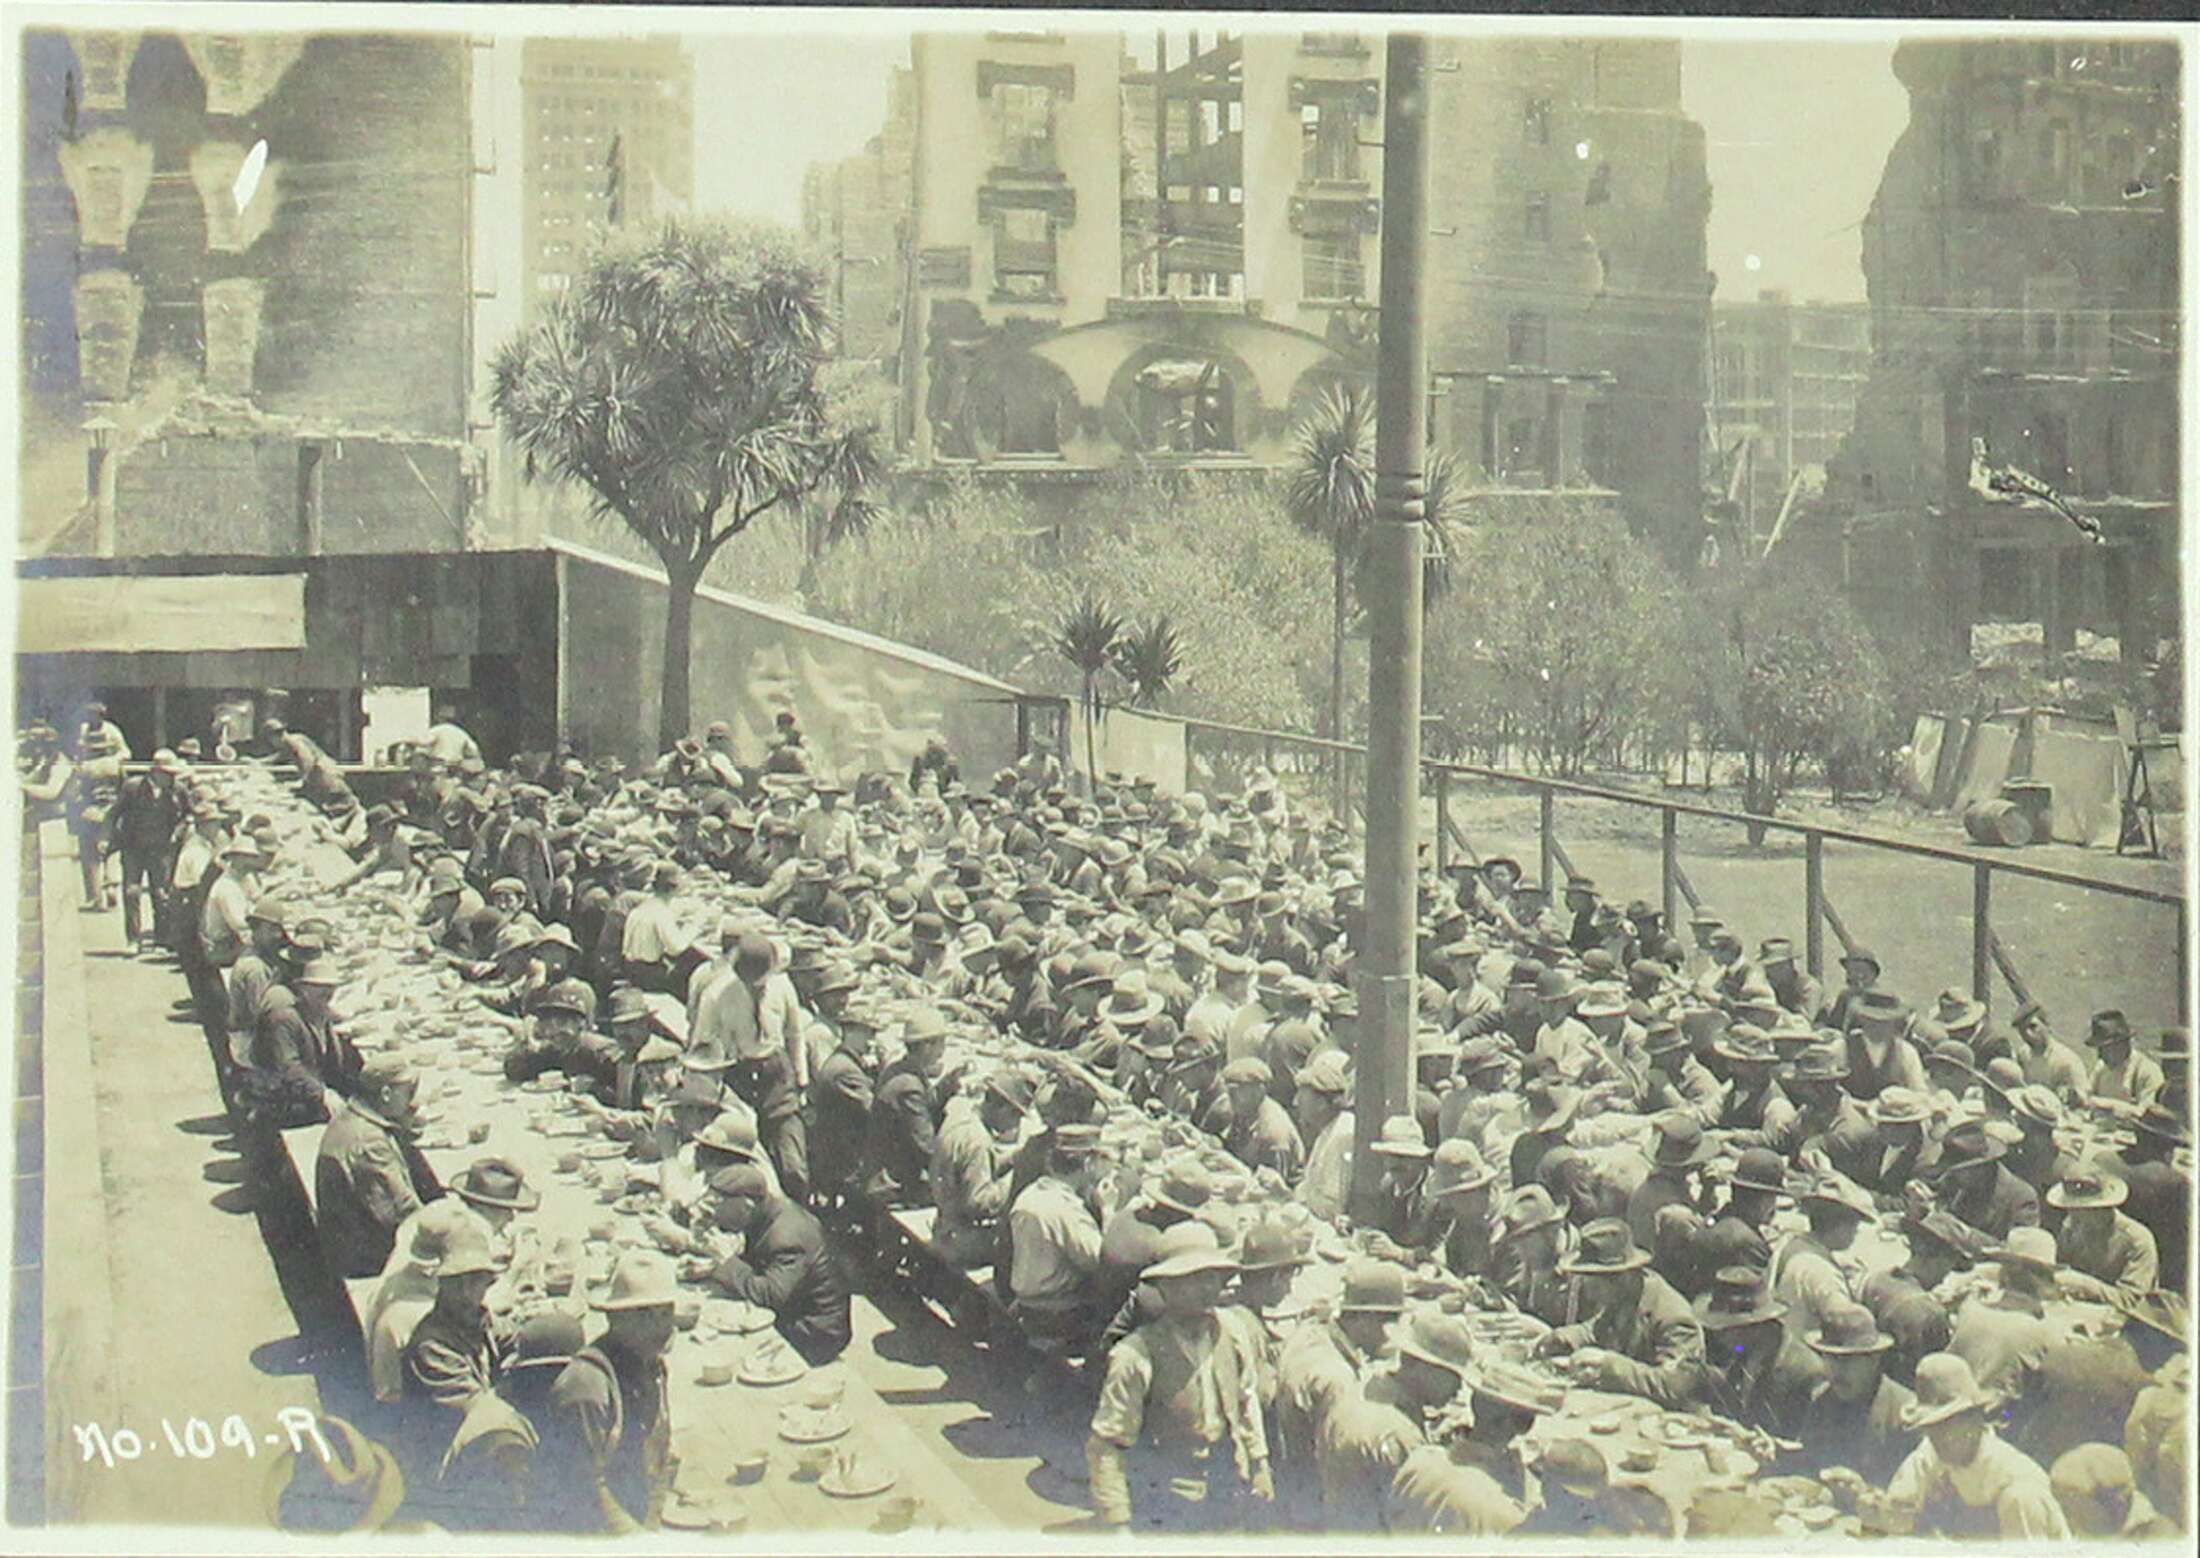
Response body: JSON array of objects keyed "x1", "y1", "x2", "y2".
[
  {"x1": 1481, "y1": 856, "x2": 1523, "y2": 881},
  {"x1": 1369, "y1": 1114, "x2": 1432, "y2": 1159},
  {"x1": 1102, "y1": 970, "x2": 1165, "y2": 1028},
  {"x1": 1796, "y1": 1173, "x2": 1876, "y2": 1222},
  {"x1": 1339, "y1": 1260, "x2": 1407, "y2": 1312},
  {"x1": 1695, "y1": 1265, "x2": 1787, "y2": 1331},
  {"x1": 533, "y1": 981, "x2": 593, "y2": 1020},
  {"x1": 694, "y1": 1111, "x2": 765, "y2": 1159},
  {"x1": 1429, "y1": 1138, "x2": 1497, "y2": 1196},
  {"x1": 1214, "y1": 876, "x2": 1260, "y2": 907},
  {"x1": 2046, "y1": 1168, "x2": 2129, "y2": 1210},
  {"x1": 262, "y1": 1414, "x2": 407, "y2": 1533},
  {"x1": 1901, "y1": 1352, "x2": 1997, "y2": 1429},
  {"x1": 1396, "y1": 1312, "x2": 1477, "y2": 1378},
  {"x1": 1052, "y1": 1123, "x2": 1106, "y2": 1157},
  {"x1": 1575, "y1": 983, "x2": 1628, "y2": 1020},
  {"x1": 1520, "y1": 1079, "x2": 1580, "y2": 1133},
  {"x1": 1221, "y1": 1056, "x2": 1272, "y2": 1089},
  {"x1": 1714, "y1": 1026, "x2": 1778, "y2": 1066},
  {"x1": 1648, "y1": 1112, "x2": 1718, "y2": 1169},
  {"x1": 605, "y1": 987, "x2": 653, "y2": 1029},
  {"x1": 1235, "y1": 1219, "x2": 1310, "y2": 1272},
  {"x1": 1806, "y1": 1301, "x2": 1895, "y2": 1355},
  {"x1": 909, "y1": 911, "x2": 949, "y2": 946},
  {"x1": 1151, "y1": 1161, "x2": 1217, "y2": 1217},
  {"x1": 2087, "y1": 1009, "x2": 2133, "y2": 1048},
  {"x1": 1494, "y1": 1184, "x2": 1565, "y2": 1244},
  {"x1": 1456, "y1": 1036, "x2": 1510, "y2": 1077},
  {"x1": 1643, "y1": 1018, "x2": 1690, "y2": 1057},
  {"x1": 532, "y1": 923, "x2": 580, "y2": 955},
  {"x1": 1295, "y1": 1051, "x2": 1351, "y2": 1097},
  {"x1": 984, "y1": 1068, "x2": 1037, "y2": 1116},
  {"x1": 706, "y1": 1162, "x2": 771, "y2": 1202},
  {"x1": 450, "y1": 1157, "x2": 540, "y2": 1212},
  {"x1": 1758, "y1": 937, "x2": 1797, "y2": 965},
  {"x1": 1134, "y1": 1016, "x2": 1182, "y2": 1060},
  {"x1": 1854, "y1": 990, "x2": 1911, "y2": 1028},
  {"x1": 2129, "y1": 1104, "x2": 2192, "y2": 1148},
  {"x1": 1987, "y1": 1225, "x2": 2061, "y2": 1275},
  {"x1": 591, "y1": 1250, "x2": 678, "y2": 1312},
  {"x1": 1506, "y1": 958, "x2": 1547, "y2": 991},
  {"x1": 434, "y1": 1222, "x2": 506, "y2": 1280},
  {"x1": 1533, "y1": 968, "x2": 1578, "y2": 1005},
  {"x1": 1786, "y1": 1042, "x2": 1853, "y2": 1083},
  {"x1": 1931, "y1": 1122, "x2": 2006, "y2": 1176},
  {"x1": 1870, "y1": 1086, "x2": 1932, "y2": 1127},
  {"x1": 1925, "y1": 1038, "x2": 1980, "y2": 1078},
  {"x1": 1063, "y1": 951, "x2": 1120, "y2": 993},
  {"x1": 1143, "y1": 1221, "x2": 1237, "y2": 1281},
  {"x1": 1168, "y1": 1034, "x2": 1224, "y2": 1075},
  {"x1": 1726, "y1": 1147, "x2": 1789, "y2": 1195},
  {"x1": 2007, "y1": 1084, "x2": 2063, "y2": 1132},
  {"x1": 294, "y1": 955, "x2": 343, "y2": 988},
  {"x1": 1934, "y1": 987, "x2": 1987, "y2": 1033},
  {"x1": 1839, "y1": 945, "x2": 1882, "y2": 972},
  {"x1": 1558, "y1": 1218, "x2": 1651, "y2": 1275},
  {"x1": 1172, "y1": 930, "x2": 1215, "y2": 964}
]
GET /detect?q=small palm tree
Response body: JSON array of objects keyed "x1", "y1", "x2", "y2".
[
  {"x1": 1053, "y1": 595, "x2": 1126, "y2": 790},
  {"x1": 1285, "y1": 385, "x2": 1378, "y2": 748},
  {"x1": 1114, "y1": 615, "x2": 1184, "y2": 709}
]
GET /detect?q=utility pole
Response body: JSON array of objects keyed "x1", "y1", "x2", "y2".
[{"x1": 1350, "y1": 29, "x2": 1431, "y2": 1222}]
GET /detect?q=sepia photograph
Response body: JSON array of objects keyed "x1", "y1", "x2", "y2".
[{"x1": 4, "y1": 2, "x2": 2193, "y2": 1547}]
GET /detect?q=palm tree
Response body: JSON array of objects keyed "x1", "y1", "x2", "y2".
[
  {"x1": 1286, "y1": 384, "x2": 1470, "y2": 762},
  {"x1": 1113, "y1": 615, "x2": 1184, "y2": 709},
  {"x1": 490, "y1": 219, "x2": 882, "y2": 750},
  {"x1": 1053, "y1": 595, "x2": 1125, "y2": 791},
  {"x1": 1285, "y1": 386, "x2": 1378, "y2": 751}
]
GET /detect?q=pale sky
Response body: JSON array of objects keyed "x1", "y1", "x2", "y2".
[{"x1": 685, "y1": 29, "x2": 1914, "y2": 306}]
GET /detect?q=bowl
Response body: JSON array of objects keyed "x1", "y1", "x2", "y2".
[
  {"x1": 729, "y1": 1454, "x2": 769, "y2": 1486},
  {"x1": 699, "y1": 1359, "x2": 735, "y2": 1387},
  {"x1": 557, "y1": 1152, "x2": 584, "y2": 1174},
  {"x1": 792, "y1": 1446, "x2": 833, "y2": 1481},
  {"x1": 675, "y1": 1296, "x2": 704, "y2": 1330},
  {"x1": 468, "y1": 1122, "x2": 493, "y2": 1144}
]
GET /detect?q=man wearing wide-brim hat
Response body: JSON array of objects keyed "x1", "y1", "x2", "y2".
[
  {"x1": 1757, "y1": 935, "x2": 1821, "y2": 1022},
  {"x1": 1087, "y1": 1221, "x2": 1270, "y2": 1531},
  {"x1": 1931, "y1": 1120, "x2": 2042, "y2": 1245},
  {"x1": 1290, "y1": 1050, "x2": 1355, "y2": 1222},
  {"x1": 1623, "y1": 1110, "x2": 1719, "y2": 1251},
  {"x1": 1784, "y1": 1301, "x2": 1915, "y2": 1485},
  {"x1": 1852, "y1": 1084, "x2": 1943, "y2": 1195},
  {"x1": 1945, "y1": 1224, "x2": 2064, "y2": 1422},
  {"x1": 2048, "y1": 1168, "x2": 2159, "y2": 1305},
  {"x1": 1420, "y1": 1138, "x2": 1500, "y2": 1281},
  {"x1": 1528, "y1": 967, "x2": 1600, "y2": 1084},
  {"x1": 1708, "y1": 1021, "x2": 1796, "y2": 1138},
  {"x1": 532, "y1": 1249, "x2": 681, "y2": 1534},
  {"x1": 1220, "y1": 1057, "x2": 1304, "y2": 1182},
  {"x1": 1489, "y1": 1184, "x2": 1570, "y2": 1324},
  {"x1": 2007, "y1": 1000, "x2": 2089, "y2": 1103},
  {"x1": 1534, "y1": 1217, "x2": 1705, "y2": 1406},
  {"x1": 1767, "y1": 1039, "x2": 1877, "y2": 1168},
  {"x1": 1691, "y1": 1264, "x2": 1802, "y2": 1427},
  {"x1": 1835, "y1": 1350, "x2": 2070, "y2": 1539},
  {"x1": 1767, "y1": 1171, "x2": 1877, "y2": 1355},
  {"x1": 1161, "y1": 1034, "x2": 1232, "y2": 1139},
  {"x1": 316, "y1": 1051, "x2": 436, "y2": 1280},
  {"x1": 1395, "y1": 1348, "x2": 1567, "y2": 1535},
  {"x1": 2085, "y1": 1008, "x2": 2166, "y2": 1112}
]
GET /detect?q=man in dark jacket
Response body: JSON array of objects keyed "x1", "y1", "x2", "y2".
[
  {"x1": 2105, "y1": 1106, "x2": 2191, "y2": 1296},
  {"x1": 864, "y1": 1010, "x2": 959, "y2": 1207},
  {"x1": 1931, "y1": 1122, "x2": 2042, "y2": 1245},
  {"x1": 110, "y1": 750, "x2": 187, "y2": 949},
  {"x1": 314, "y1": 1053, "x2": 441, "y2": 1279},
  {"x1": 241, "y1": 953, "x2": 363, "y2": 1129},
  {"x1": 696, "y1": 1163, "x2": 851, "y2": 1364}
]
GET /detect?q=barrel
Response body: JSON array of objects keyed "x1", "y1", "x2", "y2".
[
  {"x1": 1964, "y1": 799, "x2": 2034, "y2": 847},
  {"x1": 2000, "y1": 780, "x2": 2054, "y2": 840}
]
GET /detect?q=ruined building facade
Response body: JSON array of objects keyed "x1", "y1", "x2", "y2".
[
  {"x1": 835, "y1": 28, "x2": 1710, "y2": 557},
  {"x1": 1821, "y1": 38, "x2": 2181, "y2": 663}
]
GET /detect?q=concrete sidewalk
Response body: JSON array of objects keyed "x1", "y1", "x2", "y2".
[{"x1": 47, "y1": 895, "x2": 323, "y2": 1528}]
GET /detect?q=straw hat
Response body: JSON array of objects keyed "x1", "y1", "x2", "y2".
[{"x1": 1900, "y1": 1352, "x2": 1997, "y2": 1429}]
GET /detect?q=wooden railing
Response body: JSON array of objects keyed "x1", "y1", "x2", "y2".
[{"x1": 1177, "y1": 716, "x2": 2187, "y2": 1021}]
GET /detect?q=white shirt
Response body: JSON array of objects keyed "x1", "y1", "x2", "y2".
[
  {"x1": 621, "y1": 895, "x2": 694, "y2": 965},
  {"x1": 422, "y1": 722, "x2": 481, "y2": 766},
  {"x1": 798, "y1": 805, "x2": 857, "y2": 865},
  {"x1": 1298, "y1": 1109, "x2": 1355, "y2": 1223},
  {"x1": 1884, "y1": 1431, "x2": 2070, "y2": 1538},
  {"x1": 691, "y1": 971, "x2": 809, "y2": 1086},
  {"x1": 172, "y1": 831, "x2": 218, "y2": 892},
  {"x1": 1008, "y1": 1174, "x2": 1103, "y2": 1306}
]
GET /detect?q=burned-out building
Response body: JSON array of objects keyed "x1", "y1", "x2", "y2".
[
  {"x1": 856, "y1": 28, "x2": 1710, "y2": 552},
  {"x1": 1820, "y1": 38, "x2": 2181, "y2": 663}
]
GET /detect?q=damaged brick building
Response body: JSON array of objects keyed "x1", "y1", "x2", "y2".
[{"x1": 1817, "y1": 37, "x2": 2181, "y2": 666}]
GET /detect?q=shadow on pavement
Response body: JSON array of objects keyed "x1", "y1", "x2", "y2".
[{"x1": 175, "y1": 1112, "x2": 232, "y2": 1136}]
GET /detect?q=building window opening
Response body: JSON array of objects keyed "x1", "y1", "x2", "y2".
[
  {"x1": 991, "y1": 81, "x2": 1058, "y2": 174},
  {"x1": 1525, "y1": 192, "x2": 1551, "y2": 243},
  {"x1": 993, "y1": 206, "x2": 1058, "y2": 299},
  {"x1": 1303, "y1": 233, "x2": 1364, "y2": 300},
  {"x1": 1524, "y1": 97, "x2": 1552, "y2": 146},
  {"x1": 1136, "y1": 358, "x2": 1237, "y2": 454},
  {"x1": 1506, "y1": 312, "x2": 1549, "y2": 368},
  {"x1": 1302, "y1": 100, "x2": 1360, "y2": 182}
]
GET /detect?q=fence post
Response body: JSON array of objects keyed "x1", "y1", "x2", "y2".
[
  {"x1": 1539, "y1": 788, "x2": 1556, "y2": 894},
  {"x1": 1972, "y1": 861, "x2": 1992, "y2": 1004},
  {"x1": 2182, "y1": 900, "x2": 2191, "y2": 1024},
  {"x1": 1436, "y1": 771, "x2": 1451, "y2": 876},
  {"x1": 1805, "y1": 831, "x2": 1825, "y2": 981},
  {"x1": 1661, "y1": 808, "x2": 1679, "y2": 936}
]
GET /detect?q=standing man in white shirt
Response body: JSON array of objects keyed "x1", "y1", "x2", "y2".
[
  {"x1": 421, "y1": 704, "x2": 482, "y2": 769},
  {"x1": 796, "y1": 779, "x2": 859, "y2": 872},
  {"x1": 620, "y1": 861, "x2": 696, "y2": 997},
  {"x1": 1292, "y1": 1051, "x2": 1355, "y2": 1223},
  {"x1": 690, "y1": 934, "x2": 811, "y2": 1201}
]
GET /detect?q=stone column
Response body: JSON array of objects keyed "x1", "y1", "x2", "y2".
[
  {"x1": 201, "y1": 277, "x2": 266, "y2": 397},
  {"x1": 55, "y1": 127, "x2": 153, "y2": 250},
  {"x1": 179, "y1": 35, "x2": 304, "y2": 118},
  {"x1": 190, "y1": 139, "x2": 280, "y2": 254},
  {"x1": 64, "y1": 31, "x2": 140, "y2": 111},
  {"x1": 73, "y1": 271, "x2": 144, "y2": 403}
]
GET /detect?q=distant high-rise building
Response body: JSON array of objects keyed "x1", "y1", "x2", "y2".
[
  {"x1": 800, "y1": 67, "x2": 914, "y2": 367},
  {"x1": 519, "y1": 37, "x2": 695, "y2": 317},
  {"x1": 1711, "y1": 292, "x2": 1872, "y2": 544}
]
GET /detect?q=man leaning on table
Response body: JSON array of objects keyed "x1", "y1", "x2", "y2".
[
  {"x1": 1533, "y1": 1217, "x2": 1706, "y2": 1408},
  {"x1": 534, "y1": 1252, "x2": 678, "y2": 1534}
]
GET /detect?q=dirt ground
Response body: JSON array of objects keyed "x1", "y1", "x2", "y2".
[{"x1": 1429, "y1": 776, "x2": 2185, "y2": 1037}]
